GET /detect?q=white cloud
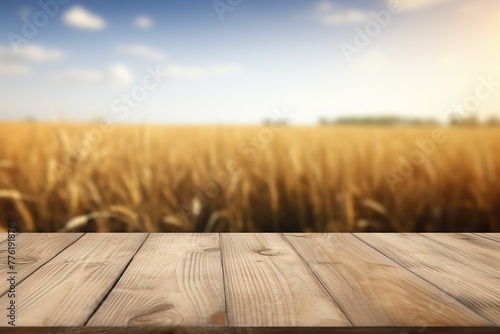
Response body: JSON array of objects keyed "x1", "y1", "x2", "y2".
[
  {"x1": 316, "y1": 0, "x2": 461, "y2": 25},
  {"x1": 115, "y1": 44, "x2": 166, "y2": 61},
  {"x1": 314, "y1": 2, "x2": 371, "y2": 26},
  {"x1": 0, "y1": 44, "x2": 62, "y2": 76},
  {"x1": 63, "y1": 6, "x2": 106, "y2": 30},
  {"x1": 161, "y1": 64, "x2": 243, "y2": 80},
  {"x1": 316, "y1": 1, "x2": 334, "y2": 12},
  {"x1": 49, "y1": 69, "x2": 101, "y2": 85},
  {"x1": 104, "y1": 64, "x2": 134, "y2": 87},
  {"x1": 49, "y1": 64, "x2": 133, "y2": 87},
  {"x1": 320, "y1": 10, "x2": 371, "y2": 25},
  {"x1": 0, "y1": 44, "x2": 63, "y2": 63},
  {"x1": 0, "y1": 64, "x2": 32, "y2": 76},
  {"x1": 393, "y1": 0, "x2": 459, "y2": 12},
  {"x1": 134, "y1": 15, "x2": 153, "y2": 28}
]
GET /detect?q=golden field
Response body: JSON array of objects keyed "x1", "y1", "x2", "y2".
[{"x1": 0, "y1": 121, "x2": 499, "y2": 232}]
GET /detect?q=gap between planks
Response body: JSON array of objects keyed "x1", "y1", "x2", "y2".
[
  {"x1": 1, "y1": 233, "x2": 498, "y2": 328},
  {"x1": 354, "y1": 233, "x2": 499, "y2": 325},
  {"x1": 285, "y1": 233, "x2": 492, "y2": 326},
  {"x1": 220, "y1": 233, "x2": 352, "y2": 327},
  {"x1": 87, "y1": 233, "x2": 227, "y2": 327},
  {"x1": 0, "y1": 233, "x2": 84, "y2": 298},
  {"x1": 83, "y1": 233, "x2": 151, "y2": 326},
  {"x1": 474, "y1": 233, "x2": 500, "y2": 243},
  {"x1": 0, "y1": 233, "x2": 148, "y2": 326}
]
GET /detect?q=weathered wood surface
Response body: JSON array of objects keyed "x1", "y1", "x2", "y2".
[
  {"x1": 424, "y1": 234, "x2": 499, "y2": 275},
  {"x1": 0, "y1": 233, "x2": 83, "y2": 297},
  {"x1": 0, "y1": 232, "x2": 498, "y2": 333},
  {"x1": 285, "y1": 233, "x2": 490, "y2": 326},
  {"x1": 2, "y1": 326, "x2": 500, "y2": 334},
  {"x1": 0, "y1": 233, "x2": 147, "y2": 326},
  {"x1": 221, "y1": 233, "x2": 351, "y2": 326},
  {"x1": 355, "y1": 233, "x2": 500, "y2": 325},
  {"x1": 88, "y1": 234, "x2": 226, "y2": 326},
  {"x1": 475, "y1": 233, "x2": 500, "y2": 243}
]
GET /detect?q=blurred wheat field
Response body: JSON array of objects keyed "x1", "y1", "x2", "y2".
[{"x1": 0, "y1": 121, "x2": 499, "y2": 232}]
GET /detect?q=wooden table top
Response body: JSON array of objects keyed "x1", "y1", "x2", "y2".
[{"x1": 0, "y1": 233, "x2": 499, "y2": 333}]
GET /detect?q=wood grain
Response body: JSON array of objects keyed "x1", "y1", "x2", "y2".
[
  {"x1": 0, "y1": 233, "x2": 147, "y2": 326},
  {"x1": 3, "y1": 326, "x2": 500, "y2": 334},
  {"x1": 88, "y1": 233, "x2": 226, "y2": 326},
  {"x1": 0, "y1": 233, "x2": 82, "y2": 296},
  {"x1": 475, "y1": 233, "x2": 500, "y2": 243},
  {"x1": 0, "y1": 233, "x2": 497, "y2": 330},
  {"x1": 355, "y1": 233, "x2": 500, "y2": 325},
  {"x1": 0, "y1": 233, "x2": 7, "y2": 243},
  {"x1": 423, "y1": 233, "x2": 499, "y2": 275},
  {"x1": 285, "y1": 233, "x2": 490, "y2": 326},
  {"x1": 221, "y1": 233, "x2": 352, "y2": 326}
]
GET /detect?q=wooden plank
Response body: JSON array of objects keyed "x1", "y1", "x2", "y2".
[
  {"x1": 2, "y1": 326, "x2": 500, "y2": 334},
  {"x1": 423, "y1": 234, "x2": 499, "y2": 275},
  {"x1": 0, "y1": 233, "x2": 147, "y2": 326},
  {"x1": 356, "y1": 233, "x2": 500, "y2": 325},
  {"x1": 475, "y1": 233, "x2": 500, "y2": 243},
  {"x1": 0, "y1": 233, "x2": 83, "y2": 296},
  {"x1": 0, "y1": 233, "x2": 7, "y2": 243},
  {"x1": 285, "y1": 233, "x2": 490, "y2": 327},
  {"x1": 88, "y1": 233, "x2": 226, "y2": 326},
  {"x1": 221, "y1": 233, "x2": 352, "y2": 327}
]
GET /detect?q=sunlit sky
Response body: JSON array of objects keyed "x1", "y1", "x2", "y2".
[{"x1": 1, "y1": 0, "x2": 500, "y2": 124}]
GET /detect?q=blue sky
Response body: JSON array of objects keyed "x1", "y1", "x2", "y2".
[{"x1": 1, "y1": 0, "x2": 500, "y2": 123}]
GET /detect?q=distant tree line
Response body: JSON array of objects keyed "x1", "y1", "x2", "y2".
[{"x1": 317, "y1": 115, "x2": 500, "y2": 127}]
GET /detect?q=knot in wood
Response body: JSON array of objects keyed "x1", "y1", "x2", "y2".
[
  {"x1": 203, "y1": 247, "x2": 220, "y2": 252},
  {"x1": 259, "y1": 249, "x2": 280, "y2": 256}
]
